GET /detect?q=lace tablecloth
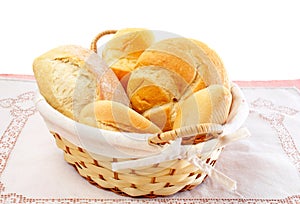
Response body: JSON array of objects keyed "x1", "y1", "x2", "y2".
[{"x1": 0, "y1": 74, "x2": 299, "y2": 204}]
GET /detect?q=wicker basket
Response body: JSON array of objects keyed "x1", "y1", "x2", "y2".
[
  {"x1": 34, "y1": 30, "x2": 249, "y2": 197},
  {"x1": 51, "y1": 131, "x2": 223, "y2": 197}
]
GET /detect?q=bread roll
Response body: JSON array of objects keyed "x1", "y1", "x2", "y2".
[
  {"x1": 102, "y1": 28, "x2": 154, "y2": 80},
  {"x1": 79, "y1": 100, "x2": 161, "y2": 133},
  {"x1": 142, "y1": 102, "x2": 176, "y2": 131},
  {"x1": 138, "y1": 37, "x2": 226, "y2": 94},
  {"x1": 135, "y1": 38, "x2": 199, "y2": 90},
  {"x1": 173, "y1": 85, "x2": 232, "y2": 129},
  {"x1": 127, "y1": 66, "x2": 188, "y2": 113},
  {"x1": 33, "y1": 45, "x2": 129, "y2": 120},
  {"x1": 127, "y1": 38, "x2": 229, "y2": 130},
  {"x1": 128, "y1": 38, "x2": 200, "y2": 114},
  {"x1": 190, "y1": 39, "x2": 230, "y2": 89},
  {"x1": 132, "y1": 37, "x2": 229, "y2": 105}
]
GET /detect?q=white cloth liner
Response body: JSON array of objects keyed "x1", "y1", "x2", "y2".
[{"x1": 35, "y1": 83, "x2": 250, "y2": 190}]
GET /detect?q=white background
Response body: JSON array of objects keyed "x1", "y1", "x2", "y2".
[{"x1": 0, "y1": 0, "x2": 299, "y2": 80}]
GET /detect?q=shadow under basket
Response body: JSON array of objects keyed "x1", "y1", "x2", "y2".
[{"x1": 51, "y1": 131, "x2": 222, "y2": 197}]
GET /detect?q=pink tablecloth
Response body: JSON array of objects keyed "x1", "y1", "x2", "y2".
[{"x1": 0, "y1": 74, "x2": 299, "y2": 203}]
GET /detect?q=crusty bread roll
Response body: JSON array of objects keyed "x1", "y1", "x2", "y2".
[
  {"x1": 142, "y1": 102, "x2": 176, "y2": 131},
  {"x1": 131, "y1": 37, "x2": 229, "y2": 105},
  {"x1": 33, "y1": 45, "x2": 129, "y2": 120},
  {"x1": 128, "y1": 38, "x2": 198, "y2": 115},
  {"x1": 173, "y1": 84, "x2": 232, "y2": 129},
  {"x1": 190, "y1": 39, "x2": 230, "y2": 89},
  {"x1": 143, "y1": 84, "x2": 232, "y2": 131},
  {"x1": 127, "y1": 66, "x2": 188, "y2": 113},
  {"x1": 102, "y1": 28, "x2": 154, "y2": 80},
  {"x1": 127, "y1": 38, "x2": 230, "y2": 130},
  {"x1": 135, "y1": 38, "x2": 199, "y2": 91},
  {"x1": 79, "y1": 100, "x2": 161, "y2": 133}
]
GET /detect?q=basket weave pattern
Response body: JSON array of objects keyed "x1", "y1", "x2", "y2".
[{"x1": 52, "y1": 131, "x2": 222, "y2": 197}]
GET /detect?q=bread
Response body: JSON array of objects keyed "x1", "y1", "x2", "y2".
[
  {"x1": 173, "y1": 85, "x2": 232, "y2": 129},
  {"x1": 33, "y1": 45, "x2": 129, "y2": 120},
  {"x1": 127, "y1": 38, "x2": 230, "y2": 130},
  {"x1": 128, "y1": 38, "x2": 197, "y2": 114},
  {"x1": 102, "y1": 28, "x2": 154, "y2": 80},
  {"x1": 132, "y1": 37, "x2": 229, "y2": 104},
  {"x1": 135, "y1": 38, "x2": 199, "y2": 90},
  {"x1": 143, "y1": 84, "x2": 232, "y2": 131},
  {"x1": 79, "y1": 100, "x2": 161, "y2": 133},
  {"x1": 142, "y1": 102, "x2": 176, "y2": 131},
  {"x1": 190, "y1": 39, "x2": 230, "y2": 89},
  {"x1": 127, "y1": 66, "x2": 188, "y2": 113},
  {"x1": 33, "y1": 31, "x2": 231, "y2": 135}
]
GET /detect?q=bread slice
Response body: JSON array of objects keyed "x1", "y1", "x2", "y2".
[
  {"x1": 173, "y1": 84, "x2": 232, "y2": 129},
  {"x1": 102, "y1": 28, "x2": 154, "y2": 80},
  {"x1": 79, "y1": 100, "x2": 161, "y2": 133},
  {"x1": 33, "y1": 45, "x2": 129, "y2": 120}
]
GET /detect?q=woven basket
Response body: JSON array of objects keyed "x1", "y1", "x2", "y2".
[
  {"x1": 35, "y1": 30, "x2": 249, "y2": 197},
  {"x1": 52, "y1": 131, "x2": 222, "y2": 197}
]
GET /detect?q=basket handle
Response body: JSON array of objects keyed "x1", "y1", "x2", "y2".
[
  {"x1": 90, "y1": 30, "x2": 118, "y2": 53},
  {"x1": 149, "y1": 123, "x2": 223, "y2": 145}
]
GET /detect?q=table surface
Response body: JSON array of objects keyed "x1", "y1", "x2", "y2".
[{"x1": 0, "y1": 74, "x2": 299, "y2": 203}]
